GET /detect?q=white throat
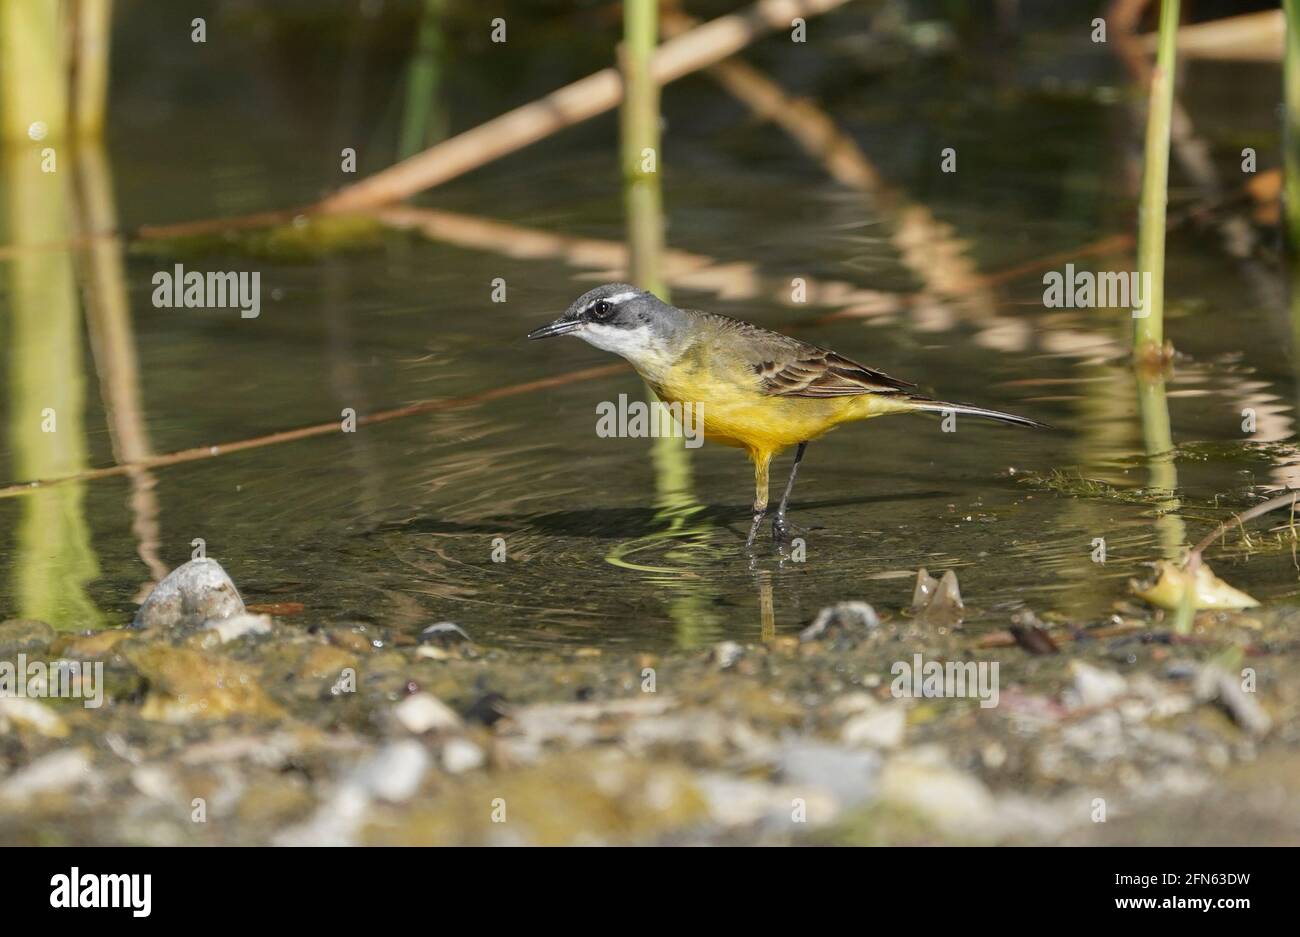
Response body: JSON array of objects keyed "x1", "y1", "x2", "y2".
[{"x1": 576, "y1": 324, "x2": 673, "y2": 382}]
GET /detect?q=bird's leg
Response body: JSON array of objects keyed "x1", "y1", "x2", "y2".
[
  {"x1": 745, "y1": 453, "x2": 771, "y2": 547},
  {"x1": 772, "y1": 441, "x2": 808, "y2": 545}
]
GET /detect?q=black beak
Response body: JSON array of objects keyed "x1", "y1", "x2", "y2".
[{"x1": 527, "y1": 317, "x2": 583, "y2": 340}]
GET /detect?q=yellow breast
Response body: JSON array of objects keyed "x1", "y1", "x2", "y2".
[{"x1": 645, "y1": 353, "x2": 906, "y2": 458}]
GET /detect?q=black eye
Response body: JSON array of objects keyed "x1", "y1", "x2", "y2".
[{"x1": 592, "y1": 300, "x2": 613, "y2": 319}]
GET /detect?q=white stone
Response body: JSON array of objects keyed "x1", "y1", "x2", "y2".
[
  {"x1": 133, "y1": 558, "x2": 246, "y2": 629},
  {"x1": 394, "y1": 693, "x2": 461, "y2": 734},
  {"x1": 354, "y1": 740, "x2": 429, "y2": 802},
  {"x1": 0, "y1": 697, "x2": 69, "y2": 738},
  {"x1": 441, "y1": 737, "x2": 486, "y2": 774},
  {"x1": 205, "y1": 613, "x2": 272, "y2": 643},
  {"x1": 1068, "y1": 661, "x2": 1129, "y2": 708},
  {"x1": 1, "y1": 749, "x2": 92, "y2": 802},
  {"x1": 842, "y1": 705, "x2": 906, "y2": 749},
  {"x1": 879, "y1": 746, "x2": 996, "y2": 833}
]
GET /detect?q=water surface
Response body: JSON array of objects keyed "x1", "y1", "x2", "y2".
[{"x1": 1, "y1": 3, "x2": 1295, "y2": 649}]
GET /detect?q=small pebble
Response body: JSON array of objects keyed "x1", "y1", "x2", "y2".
[
  {"x1": 353, "y1": 741, "x2": 429, "y2": 802},
  {"x1": 418, "y1": 622, "x2": 472, "y2": 647},
  {"x1": 204, "y1": 613, "x2": 272, "y2": 644},
  {"x1": 441, "y1": 737, "x2": 486, "y2": 774},
  {"x1": 841, "y1": 706, "x2": 906, "y2": 749},
  {"x1": 0, "y1": 697, "x2": 69, "y2": 738},
  {"x1": 1195, "y1": 665, "x2": 1272, "y2": 737},
  {"x1": 800, "y1": 602, "x2": 879, "y2": 642},
  {"x1": 712, "y1": 641, "x2": 743, "y2": 669},
  {"x1": 133, "y1": 559, "x2": 246, "y2": 629},
  {"x1": 394, "y1": 692, "x2": 461, "y2": 734},
  {"x1": 0, "y1": 619, "x2": 55, "y2": 656},
  {"x1": 0, "y1": 749, "x2": 93, "y2": 803},
  {"x1": 1068, "y1": 661, "x2": 1129, "y2": 708}
]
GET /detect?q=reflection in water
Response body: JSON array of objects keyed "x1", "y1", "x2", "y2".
[
  {"x1": 659, "y1": 5, "x2": 995, "y2": 321},
  {"x1": 610, "y1": 0, "x2": 726, "y2": 647},
  {"x1": 1136, "y1": 372, "x2": 1186, "y2": 560},
  {"x1": 608, "y1": 0, "x2": 813, "y2": 646},
  {"x1": 2, "y1": 5, "x2": 1298, "y2": 647},
  {"x1": 756, "y1": 569, "x2": 775, "y2": 642},
  {"x1": 3, "y1": 148, "x2": 102, "y2": 629},
  {"x1": 1292, "y1": 258, "x2": 1300, "y2": 442},
  {"x1": 75, "y1": 142, "x2": 168, "y2": 597}
]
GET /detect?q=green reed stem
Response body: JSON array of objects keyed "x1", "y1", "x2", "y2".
[
  {"x1": 398, "y1": 0, "x2": 445, "y2": 160},
  {"x1": 71, "y1": 0, "x2": 113, "y2": 137},
  {"x1": 0, "y1": 0, "x2": 68, "y2": 141},
  {"x1": 621, "y1": 0, "x2": 664, "y2": 295},
  {"x1": 1134, "y1": 0, "x2": 1179, "y2": 358},
  {"x1": 1285, "y1": 1, "x2": 1300, "y2": 250}
]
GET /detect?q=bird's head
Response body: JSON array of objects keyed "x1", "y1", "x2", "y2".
[{"x1": 527, "y1": 283, "x2": 686, "y2": 369}]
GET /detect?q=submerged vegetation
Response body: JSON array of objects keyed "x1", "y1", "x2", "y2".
[{"x1": 129, "y1": 214, "x2": 388, "y2": 263}]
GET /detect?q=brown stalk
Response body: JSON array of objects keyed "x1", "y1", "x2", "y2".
[{"x1": 0, "y1": 364, "x2": 626, "y2": 499}]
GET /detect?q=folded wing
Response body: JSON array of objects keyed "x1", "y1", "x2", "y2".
[{"x1": 754, "y1": 346, "x2": 915, "y2": 398}]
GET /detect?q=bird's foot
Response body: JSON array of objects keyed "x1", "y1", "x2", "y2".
[
  {"x1": 771, "y1": 515, "x2": 810, "y2": 552},
  {"x1": 771, "y1": 514, "x2": 791, "y2": 547}
]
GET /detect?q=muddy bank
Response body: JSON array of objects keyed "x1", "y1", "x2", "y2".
[{"x1": 1, "y1": 558, "x2": 1296, "y2": 846}]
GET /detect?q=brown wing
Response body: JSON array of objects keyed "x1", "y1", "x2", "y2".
[
  {"x1": 694, "y1": 311, "x2": 916, "y2": 399},
  {"x1": 753, "y1": 347, "x2": 916, "y2": 398}
]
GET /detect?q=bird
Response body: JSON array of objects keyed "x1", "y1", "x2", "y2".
[{"x1": 528, "y1": 283, "x2": 1046, "y2": 547}]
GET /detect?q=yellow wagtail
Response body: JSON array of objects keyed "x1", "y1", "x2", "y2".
[{"x1": 528, "y1": 283, "x2": 1046, "y2": 546}]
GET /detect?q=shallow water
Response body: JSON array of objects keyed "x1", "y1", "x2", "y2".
[{"x1": 1, "y1": 3, "x2": 1296, "y2": 650}]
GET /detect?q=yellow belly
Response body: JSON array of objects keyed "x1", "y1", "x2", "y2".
[{"x1": 647, "y1": 366, "x2": 911, "y2": 458}]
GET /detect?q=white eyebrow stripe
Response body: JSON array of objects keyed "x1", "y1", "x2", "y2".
[{"x1": 600, "y1": 291, "x2": 640, "y2": 305}]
